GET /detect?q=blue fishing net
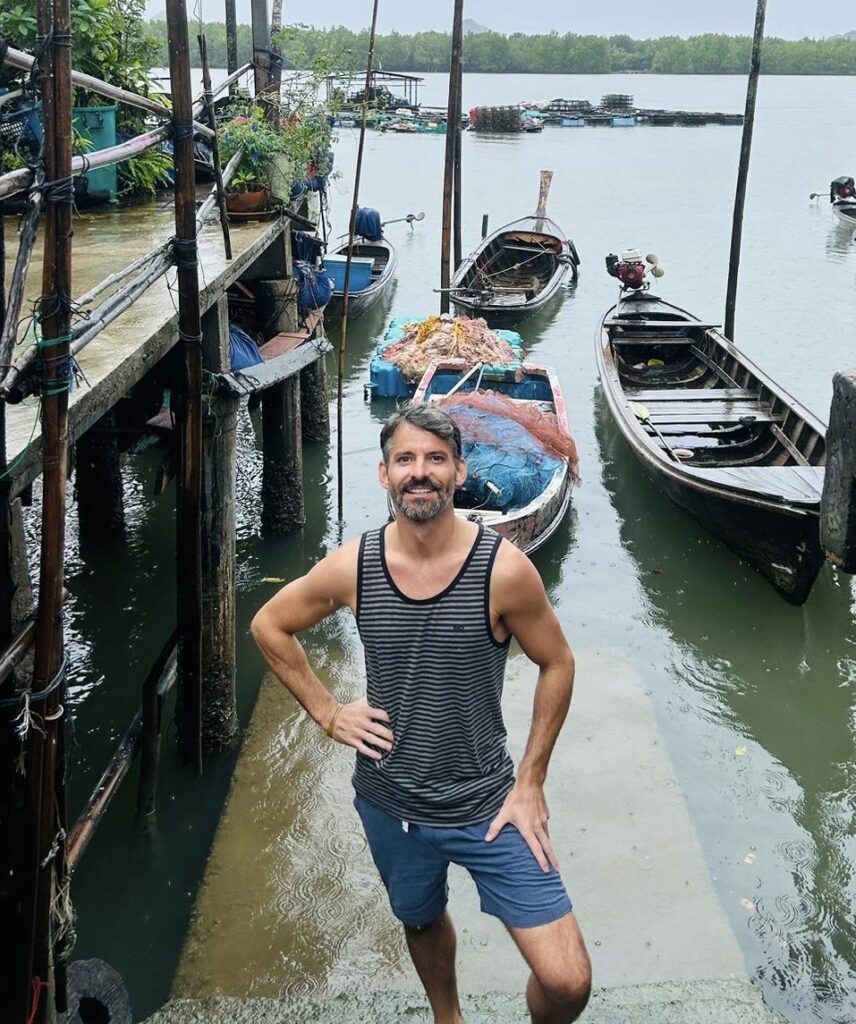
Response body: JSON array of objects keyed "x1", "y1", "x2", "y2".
[{"x1": 444, "y1": 404, "x2": 563, "y2": 512}]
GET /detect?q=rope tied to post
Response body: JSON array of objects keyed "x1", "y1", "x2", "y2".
[
  {"x1": 171, "y1": 118, "x2": 195, "y2": 143},
  {"x1": 171, "y1": 235, "x2": 198, "y2": 270}
]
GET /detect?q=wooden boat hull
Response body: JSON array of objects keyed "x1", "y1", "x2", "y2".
[
  {"x1": 450, "y1": 214, "x2": 577, "y2": 323},
  {"x1": 412, "y1": 360, "x2": 575, "y2": 554},
  {"x1": 595, "y1": 293, "x2": 827, "y2": 604},
  {"x1": 325, "y1": 238, "x2": 397, "y2": 323}
]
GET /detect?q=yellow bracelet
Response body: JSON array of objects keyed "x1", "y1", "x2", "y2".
[{"x1": 325, "y1": 702, "x2": 344, "y2": 738}]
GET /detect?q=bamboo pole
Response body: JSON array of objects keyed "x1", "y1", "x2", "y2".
[
  {"x1": 166, "y1": 0, "x2": 204, "y2": 774},
  {"x1": 725, "y1": 0, "x2": 767, "y2": 341},
  {"x1": 440, "y1": 0, "x2": 464, "y2": 313},
  {"x1": 23, "y1": 0, "x2": 74, "y2": 1016},
  {"x1": 337, "y1": 0, "x2": 380, "y2": 522},
  {"x1": 198, "y1": 34, "x2": 232, "y2": 259},
  {"x1": 0, "y1": 169, "x2": 44, "y2": 382},
  {"x1": 2, "y1": 44, "x2": 214, "y2": 136},
  {"x1": 0, "y1": 65, "x2": 252, "y2": 201},
  {"x1": 452, "y1": 44, "x2": 463, "y2": 270}
]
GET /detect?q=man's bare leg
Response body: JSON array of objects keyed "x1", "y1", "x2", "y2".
[
  {"x1": 404, "y1": 910, "x2": 464, "y2": 1024},
  {"x1": 507, "y1": 912, "x2": 591, "y2": 1024}
]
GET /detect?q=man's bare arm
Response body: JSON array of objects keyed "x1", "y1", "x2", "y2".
[
  {"x1": 250, "y1": 541, "x2": 393, "y2": 758},
  {"x1": 485, "y1": 541, "x2": 575, "y2": 870}
]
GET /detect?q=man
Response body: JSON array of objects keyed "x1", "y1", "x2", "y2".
[{"x1": 252, "y1": 403, "x2": 591, "y2": 1024}]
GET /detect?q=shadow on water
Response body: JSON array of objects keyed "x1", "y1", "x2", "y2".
[{"x1": 595, "y1": 387, "x2": 856, "y2": 1024}]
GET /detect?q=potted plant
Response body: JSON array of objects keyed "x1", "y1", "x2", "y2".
[{"x1": 219, "y1": 108, "x2": 289, "y2": 215}]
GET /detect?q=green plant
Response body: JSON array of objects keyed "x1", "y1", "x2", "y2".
[
  {"x1": 219, "y1": 107, "x2": 289, "y2": 193},
  {"x1": 118, "y1": 145, "x2": 173, "y2": 197}
]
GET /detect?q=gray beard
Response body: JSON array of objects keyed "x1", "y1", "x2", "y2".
[{"x1": 392, "y1": 487, "x2": 453, "y2": 523}]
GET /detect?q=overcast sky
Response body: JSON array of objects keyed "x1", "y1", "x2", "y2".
[{"x1": 146, "y1": 1, "x2": 850, "y2": 39}]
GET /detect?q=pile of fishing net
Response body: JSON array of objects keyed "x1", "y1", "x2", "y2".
[
  {"x1": 382, "y1": 315, "x2": 517, "y2": 382},
  {"x1": 439, "y1": 391, "x2": 579, "y2": 513}
]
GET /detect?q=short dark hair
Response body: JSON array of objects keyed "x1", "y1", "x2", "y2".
[{"x1": 380, "y1": 402, "x2": 462, "y2": 463}]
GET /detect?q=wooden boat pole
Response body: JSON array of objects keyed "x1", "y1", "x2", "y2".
[
  {"x1": 166, "y1": 0, "x2": 204, "y2": 774},
  {"x1": 534, "y1": 169, "x2": 553, "y2": 230},
  {"x1": 23, "y1": 0, "x2": 73, "y2": 1014},
  {"x1": 225, "y1": 0, "x2": 239, "y2": 84},
  {"x1": 198, "y1": 34, "x2": 232, "y2": 259},
  {"x1": 440, "y1": 0, "x2": 464, "y2": 313},
  {"x1": 336, "y1": 0, "x2": 380, "y2": 521},
  {"x1": 725, "y1": 0, "x2": 767, "y2": 340},
  {"x1": 452, "y1": 45, "x2": 463, "y2": 270}
]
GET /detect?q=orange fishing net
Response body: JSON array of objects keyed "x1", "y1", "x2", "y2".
[{"x1": 383, "y1": 316, "x2": 516, "y2": 382}]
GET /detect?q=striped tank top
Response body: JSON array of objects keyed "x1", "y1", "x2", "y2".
[{"x1": 353, "y1": 523, "x2": 514, "y2": 826}]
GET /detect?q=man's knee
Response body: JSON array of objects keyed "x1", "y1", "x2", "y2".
[
  {"x1": 403, "y1": 911, "x2": 445, "y2": 938},
  {"x1": 537, "y1": 957, "x2": 592, "y2": 1014}
]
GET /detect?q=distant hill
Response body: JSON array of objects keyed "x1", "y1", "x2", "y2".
[
  {"x1": 464, "y1": 19, "x2": 490, "y2": 35},
  {"x1": 840, "y1": 30, "x2": 856, "y2": 40}
]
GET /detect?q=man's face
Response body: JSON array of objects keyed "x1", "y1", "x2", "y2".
[{"x1": 379, "y1": 422, "x2": 466, "y2": 524}]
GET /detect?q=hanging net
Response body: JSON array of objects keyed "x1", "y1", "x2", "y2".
[
  {"x1": 438, "y1": 391, "x2": 579, "y2": 513},
  {"x1": 382, "y1": 316, "x2": 516, "y2": 382}
]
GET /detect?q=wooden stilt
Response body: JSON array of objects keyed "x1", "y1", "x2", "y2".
[
  {"x1": 200, "y1": 297, "x2": 238, "y2": 749},
  {"x1": 262, "y1": 376, "x2": 305, "y2": 534},
  {"x1": 166, "y1": 0, "x2": 204, "y2": 774},
  {"x1": 198, "y1": 35, "x2": 232, "y2": 260},
  {"x1": 75, "y1": 410, "x2": 125, "y2": 542},
  {"x1": 725, "y1": 0, "x2": 767, "y2": 340},
  {"x1": 24, "y1": 0, "x2": 74, "y2": 1016},
  {"x1": 300, "y1": 360, "x2": 330, "y2": 443},
  {"x1": 440, "y1": 0, "x2": 465, "y2": 312},
  {"x1": 225, "y1": 0, "x2": 238, "y2": 84},
  {"x1": 452, "y1": 47, "x2": 463, "y2": 271}
]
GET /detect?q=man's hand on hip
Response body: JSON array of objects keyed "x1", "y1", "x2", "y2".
[
  {"x1": 485, "y1": 781, "x2": 559, "y2": 873},
  {"x1": 330, "y1": 698, "x2": 394, "y2": 760}
]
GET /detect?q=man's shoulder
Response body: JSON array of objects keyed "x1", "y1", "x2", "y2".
[{"x1": 490, "y1": 538, "x2": 545, "y2": 597}]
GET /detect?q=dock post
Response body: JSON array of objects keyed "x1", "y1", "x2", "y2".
[
  {"x1": 820, "y1": 370, "x2": 856, "y2": 571},
  {"x1": 200, "y1": 296, "x2": 238, "y2": 748},
  {"x1": 262, "y1": 375, "x2": 305, "y2": 534},
  {"x1": 75, "y1": 410, "x2": 125, "y2": 542},
  {"x1": 167, "y1": 0, "x2": 204, "y2": 773},
  {"x1": 300, "y1": 360, "x2": 330, "y2": 443}
]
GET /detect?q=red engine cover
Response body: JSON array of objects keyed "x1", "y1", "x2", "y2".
[{"x1": 616, "y1": 262, "x2": 646, "y2": 288}]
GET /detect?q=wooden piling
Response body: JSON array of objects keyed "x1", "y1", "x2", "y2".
[
  {"x1": 724, "y1": 0, "x2": 767, "y2": 340},
  {"x1": 262, "y1": 376, "x2": 305, "y2": 534},
  {"x1": 481, "y1": 213, "x2": 489, "y2": 239},
  {"x1": 198, "y1": 34, "x2": 232, "y2": 260},
  {"x1": 452, "y1": 43, "x2": 463, "y2": 270},
  {"x1": 820, "y1": 370, "x2": 856, "y2": 571},
  {"x1": 251, "y1": 0, "x2": 272, "y2": 114},
  {"x1": 200, "y1": 297, "x2": 238, "y2": 749},
  {"x1": 440, "y1": 0, "x2": 465, "y2": 313},
  {"x1": 75, "y1": 410, "x2": 125, "y2": 542},
  {"x1": 225, "y1": 0, "x2": 239, "y2": 83},
  {"x1": 166, "y1": 0, "x2": 204, "y2": 774},
  {"x1": 300, "y1": 361, "x2": 331, "y2": 443},
  {"x1": 24, "y1": 0, "x2": 74, "y2": 1016}
]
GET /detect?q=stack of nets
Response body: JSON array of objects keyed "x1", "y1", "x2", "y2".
[
  {"x1": 439, "y1": 392, "x2": 579, "y2": 513},
  {"x1": 383, "y1": 316, "x2": 516, "y2": 383}
]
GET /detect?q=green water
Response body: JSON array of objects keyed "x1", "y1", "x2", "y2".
[{"x1": 25, "y1": 72, "x2": 856, "y2": 1021}]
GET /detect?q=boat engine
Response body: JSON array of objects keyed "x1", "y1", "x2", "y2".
[
  {"x1": 831, "y1": 176, "x2": 855, "y2": 201},
  {"x1": 605, "y1": 249, "x2": 664, "y2": 290}
]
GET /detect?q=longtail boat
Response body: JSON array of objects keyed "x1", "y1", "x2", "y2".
[
  {"x1": 323, "y1": 237, "x2": 397, "y2": 324},
  {"x1": 449, "y1": 171, "x2": 579, "y2": 322},
  {"x1": 596, "y1": 272, "x2": 827, "y2": 604}
]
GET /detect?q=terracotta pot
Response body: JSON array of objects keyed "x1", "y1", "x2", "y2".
[{"x1": 225, "y1": 187, "x2": 270, "y2": 214}]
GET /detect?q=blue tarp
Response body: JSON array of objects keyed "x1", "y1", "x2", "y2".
[
  {"x1": 293, "y1": 231, "x2": 323, "y2": 263},
  {"x1": 355, "y1": 207, "x2": 383, "y2": 241},
  {"x1": 292, "y1": 260, "x2": 333, "y2": 313},
  {"x1": 229, "y1": 324, "x2": 263, "y2": 371}
]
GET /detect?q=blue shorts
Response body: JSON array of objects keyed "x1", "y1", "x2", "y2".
[{"x1": 354, "y1": 793, "x2": 573, "y2": 929}]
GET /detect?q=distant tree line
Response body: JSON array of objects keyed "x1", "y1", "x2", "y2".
[{"x1": 144, "y1": 22, "x2": 856, "y2": 75}]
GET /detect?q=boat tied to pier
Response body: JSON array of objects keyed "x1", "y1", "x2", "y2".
[
  {"x1": 449, "y1": 171, "x2": 579, "y2": 322},
  {"x1": 413, "y1": 360, "x2": 578, "y2": 553},
  {"x1": 596, "y1": 250, "x2": 827, "y2": 604}
]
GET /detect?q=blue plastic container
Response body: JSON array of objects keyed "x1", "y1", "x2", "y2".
[
  {"x1": 324, "y1": 254, "x2": 374, "y2": 293},
  {"x1": 72, "y1": 105, "x2": 117, "y2": 203}
]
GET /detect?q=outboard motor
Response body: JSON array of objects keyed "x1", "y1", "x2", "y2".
[
  {"x1": 605, "y1": 248, "x2": 664, "y2": 290},
  {"x1": 831, "y1": 176, "x2": 856, "y2": 202}
]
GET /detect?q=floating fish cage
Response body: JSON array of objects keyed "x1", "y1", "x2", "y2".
[
  {"x1": 600, "y1": 93, "x2": 634, "y2": 111},
  {"x1": 469, "y1": 106, "x2": 522, "y2": 133}
]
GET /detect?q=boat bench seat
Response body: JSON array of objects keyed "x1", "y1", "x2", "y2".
[
  {"x1": 628, "y1": 388, "x2": 758, "y2": 402},
  {"x1": 647, "y1": 407, "x2": 780, "y2": 427},
  {"x1": 612, "y1": 335, "x2": 696, "y2": 346}
]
